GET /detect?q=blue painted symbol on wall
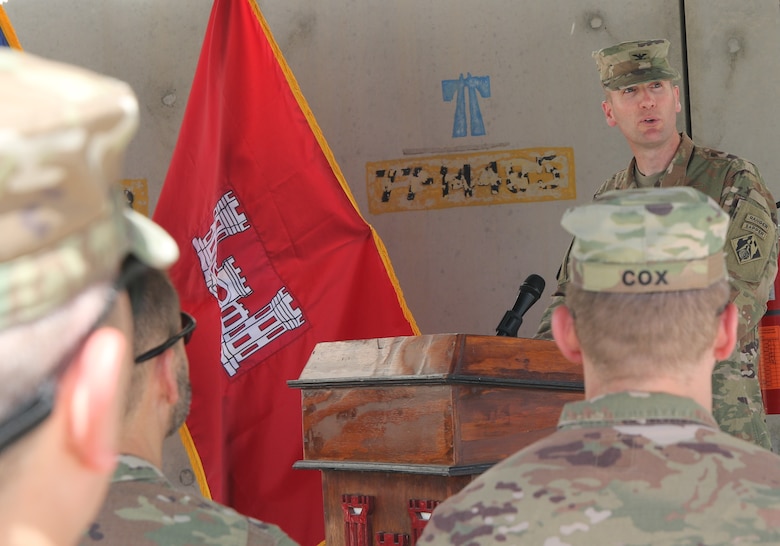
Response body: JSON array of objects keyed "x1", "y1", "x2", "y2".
[{"x1": 442, "y1": 73, "x2": 491, "y2": 138}]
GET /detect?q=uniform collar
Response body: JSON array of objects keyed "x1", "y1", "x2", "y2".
[
  {"x1": 558, "y1": 391, "x2": 717, "y2": 429},
  {"x1": 623, "y1": 133, "x2": 694, "y2": 189},
  {"x1": 112, "y1": 453, "x2": 169, "y2": 484}
]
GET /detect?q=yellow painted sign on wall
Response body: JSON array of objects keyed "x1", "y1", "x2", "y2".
[
  {"x1": 121, "y1": 178, "x2": 149, "y2": 217},
  {"x1": 366, "y1": 147, "x2": 575, "y2": 214}
]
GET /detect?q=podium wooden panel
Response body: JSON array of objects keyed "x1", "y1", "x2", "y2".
[{"x1": 288, "y1": 334, "x2": 584, "y2": 545}]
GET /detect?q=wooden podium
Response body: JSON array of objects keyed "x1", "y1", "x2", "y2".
[{"x1": 288, "y1": 334, "x2": 584, "y2": 546}]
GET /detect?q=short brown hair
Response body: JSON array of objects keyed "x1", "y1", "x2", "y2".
[
  {"x1": 125, "y1": 267, "x2": 181, "y2": 417},
  {"x1": 565, "y1": 280, "x2": 730, "y2": 379}
]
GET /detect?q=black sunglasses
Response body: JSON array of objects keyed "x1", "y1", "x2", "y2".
[
  {"x1": 0, "y1": 256, "x2": 149, "y2": 455},
  {"x1": 134, "y1": 311, "x2": 196, "y2": 364}
]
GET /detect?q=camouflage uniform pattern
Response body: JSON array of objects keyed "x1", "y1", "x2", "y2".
[
  {"x1": 536, "y1": 133, "x2": 778, "y2": 450},
  {"x1": 80, "y1": 455, "x2": 298, "y2": 546},
  {"x1": 592, "y1": 39, "x2": 680, "y2": 91},
  {"x1": 563, "y1": 187, "x2": 728, "y2": 293},
  {"x1": 420, "y1": 392, "x2": 780, "y2": 545},
  {"x1": 0, "y1": 48, "x2": 178, "y2": 331}
]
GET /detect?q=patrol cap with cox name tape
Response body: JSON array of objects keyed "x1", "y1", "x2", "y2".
[
  {"x1": 563, "y1": 187, "x2": 729, "y2": 293},
  {"x1": 0, "y1": 48, "x2": 179, "y2": 331}
]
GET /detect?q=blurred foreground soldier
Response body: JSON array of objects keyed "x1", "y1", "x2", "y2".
[
  {"x1": 0, "y1": 49, "x2": 178, "y2": 545},
  {"x1": 422, "y1": 187, "x2": 780, "y2": 544},
  {"x1": 81, "y1": 268, "x2": 297, "y2": 546},
  {"x1": 536, "y1": 39, "x2": 778, "y2": 450}
]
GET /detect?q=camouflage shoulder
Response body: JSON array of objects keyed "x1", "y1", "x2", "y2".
[
  {"x1": 246, "y1": 517, "x2": 299, "y2": 546},
  {"x1": 691, "y1": 147, "x2": 773, "y2": 204},
  {"x1": 534, "y1": 294, "x2": 565, "y2": 340},
  {"x1": 419, "y1": 424, "x2": 780, "y2": 544},
  {"x1": 722, "y1": 175, "x2": 777, "y2": 338},
  {"x1": 719, "y1": 159, "x2": 766, "y2": 191},
  {"x1": 721, "y1": 159, "x2": 778, "y2": 309},
  {"x1": 84, "y1": 483, "x2": 298, "y2": 546},
  {"x1": 112, "y1": 455, "x2": 164, "y2": 482},
  {"x1": 729, "y1": 156, "x2": 761, "y2": 178},
  {"x1": 594, "y1": 170, "x2": 626, "y2": 197},
  {"x1": 712, "y1": 353, "x2": 771, "y2": 449},
  {"x1": 535, "y1": 239, "x2": 575, "y2": 340},
  {"x1": 695, "y1": 145, "x2": 760, "y2": 176},
  {"x1": 725, "y1": 168, "x2": 777, "y2": 220}
]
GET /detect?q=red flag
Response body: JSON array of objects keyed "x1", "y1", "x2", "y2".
[{"x1": 153, "y1": 0, "x2": 417, "y2": 544}]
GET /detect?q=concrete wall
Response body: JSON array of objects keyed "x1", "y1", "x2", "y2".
[
  {"x1": 684, "y1": 0, "x2": 780, "y2": 183},
  {"x1": 4, "y1": 0, "x2": 213, "y2": 216}
]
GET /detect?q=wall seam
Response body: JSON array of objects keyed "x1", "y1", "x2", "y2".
[{"x1": 679, "y1": 0, "x2": 693, "y2": 138}]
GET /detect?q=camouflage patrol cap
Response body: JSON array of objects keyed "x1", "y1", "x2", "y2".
[
  {"x1": 563, "y1": 187, "x2": 728, "y2": 293},
  {"x1": 593, "y1": 39, "x2": 681, "y2": 91},
  {"x1": 0, "y1": 49, "x2": 179, "y2": 330}
]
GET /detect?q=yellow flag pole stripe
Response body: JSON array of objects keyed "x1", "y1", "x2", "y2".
[
  {"x1": 178, "y1": 423, "x2": 213, "y2": 499},
  {"x1": 0, "y1": 7, "x2": 22, "y2": 50}
]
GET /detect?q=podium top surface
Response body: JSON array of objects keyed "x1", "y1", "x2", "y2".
[{"x1": 289, "y1": 333, "x2": 583, "y2": 391}]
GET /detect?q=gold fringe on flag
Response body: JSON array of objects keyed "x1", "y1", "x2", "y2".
[{"x1": 0, "y1": 7, "x2": 22, "y2": 50}]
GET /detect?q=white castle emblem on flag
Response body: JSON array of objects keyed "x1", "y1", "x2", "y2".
[{"x1": 193, "y1": 191, "x2": 305, "y2": 376}]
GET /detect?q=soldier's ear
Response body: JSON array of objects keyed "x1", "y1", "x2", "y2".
[
  {"x1": 551, "y1": 305, "x2": 583, "y2": 364},
  {"x1": 601, "y1": 99, "x2": 617, "y2": 128},
  {"x1": 713, "y1": 302, "x2": 738, "y2": 362},
  {"x1": 673, "y1": 85, "x2": 681, "y2": 113},
  {"x1": 60, "y1": 325, "x2": 127, "y2": 473},
  {"x1": 155, "y1": 348, "x2": 180, "y2": 408}
]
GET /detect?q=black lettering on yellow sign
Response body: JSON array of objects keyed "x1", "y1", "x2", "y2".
[{"x1": 366, "y1": 147, "x2": 575, "y2": 214}]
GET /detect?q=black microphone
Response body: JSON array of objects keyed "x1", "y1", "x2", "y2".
[{"x1": 495, "y1": 274, "x2": 546, "y2": 337}]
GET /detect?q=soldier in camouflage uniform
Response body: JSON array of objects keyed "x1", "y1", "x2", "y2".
[
  {"x1": 80, "y1": 267, "x2": 297, "y2": 546},
  {"x1": 0, "y1": 50, "x2": 178, "y2": 545},
  {"x1": 422, "y1": 187, "x2": 780, "y2": 545},
  {"x1": 535, "y1": 39, "x2": 778, "y2": 450}
]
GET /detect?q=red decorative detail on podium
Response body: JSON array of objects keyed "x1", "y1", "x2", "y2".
[
  {"x1": 376, "y1": 532, "x2": 410, "y2": 546},
  {"x1": 342, "y1": 494, "x2": 375, "y2": 546},
  {"x1": 408, "y1": 499, "x2": 440, "y2": 545}
]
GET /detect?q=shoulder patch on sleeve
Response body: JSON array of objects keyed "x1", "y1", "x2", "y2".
[
  {"x1": 726, "y1": 197, "x2": 776, "y2": 283},
  {"x1": 731, "y1": 233, "x2": 764, "y2": 265}
]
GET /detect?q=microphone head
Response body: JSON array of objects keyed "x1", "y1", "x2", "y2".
[
  {"x1": 520, "y1": 274, "x2": 545, "y2": 299},
  {"x1": 496, "y1": 273, "x2": 546, "y2": 336}
]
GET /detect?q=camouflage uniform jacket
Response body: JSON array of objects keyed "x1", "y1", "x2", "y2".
[
  {"x1": 420, "y1": 391, "x2": 780, "y2": 545},
  {"x1": 80, "y1": 454, "x2": 298, "y2": 546},
  {"x1": 535, "y1": 134, "x2": 779, "y2": 450}
]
